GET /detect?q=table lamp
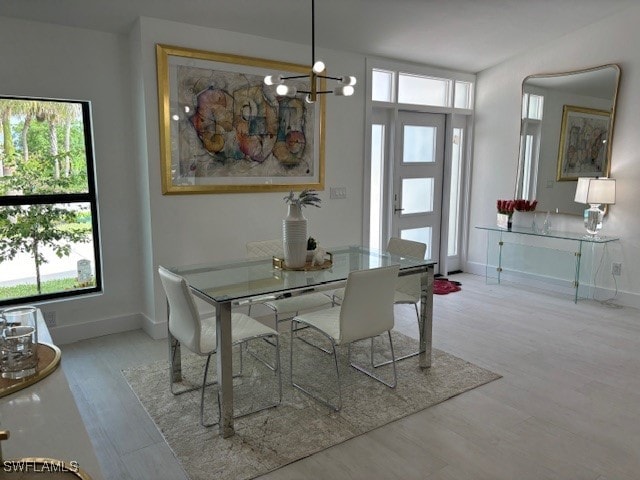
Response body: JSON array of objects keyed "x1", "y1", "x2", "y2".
[{"x1": 574, "y1": 177, "x2": 616, "y2": 235}]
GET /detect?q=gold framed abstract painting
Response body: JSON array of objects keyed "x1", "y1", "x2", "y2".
[
  {"x1": 156, "y1": 44, "x2": 325, "y2": 194},
  {"x1": 556, "y1": 105, "x2": 611, "y2": 181}
]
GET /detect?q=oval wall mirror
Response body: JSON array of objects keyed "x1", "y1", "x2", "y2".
[{"x1": 515, "y1": 64, "x2": 621, "y2": 215}]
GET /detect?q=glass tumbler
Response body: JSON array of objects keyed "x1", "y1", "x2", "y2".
[{"x1": 0, "y1": 306, "x2": 39, "y2": 379}]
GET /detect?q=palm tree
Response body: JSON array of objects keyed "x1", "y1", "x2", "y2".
[
  {"x1": 18, "y1": 100, "x2": 40, "y2": 163},
  {"x1": 60, "y1": 103, "x2": 81, "y2": 177},
  {"x1": 36, "y1": 101, "x2": 82, "y2": 179},
  {"x1": 35, "y1": 103, "x2": 60, "y2": 177},
  {"x1": 0, "y1": 99, "x2": 17, "y2": 176}
]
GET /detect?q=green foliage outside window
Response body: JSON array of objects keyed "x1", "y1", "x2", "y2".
[{"x1": 0, "y1": 98, "x2": 97, "y2": 302}]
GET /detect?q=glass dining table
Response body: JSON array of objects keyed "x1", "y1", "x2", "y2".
[{"x1": 162, "y1": 245, "x2": 436, "y2": 438}]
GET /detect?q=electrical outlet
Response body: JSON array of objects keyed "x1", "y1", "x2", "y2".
[
  {"x1": 330, "y1": 187, "x2": 347, "y2": 199},
  {"x1": 43, "y1": 311, "x2": 57, "y2": 327},
  {"x1": 612, "y1": 262, "x2": 622, "y2": 276}
]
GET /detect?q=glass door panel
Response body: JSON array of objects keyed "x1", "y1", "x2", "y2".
[
  {"x1": 403, "y1": 126, "x2": 436, "y2": 163},
  {"x1": 401, "y1": 227, "x2": 432, "y2": 260},
  {"x1": 401, "y1": 177, "x2": 434, "y2": 214}
]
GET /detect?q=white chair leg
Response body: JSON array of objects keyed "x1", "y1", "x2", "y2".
[
  {"x1": 350, "y1": 331, "x2": 397, "y2": 388},
  {"x1": 290, "y1": 319, "x2": 342, "y2": 411},
  {"x1": 232, "y1": 333, "x2": 282, "y2": 419},
  {"x1": 170, "y1": 338, "x2": 217, "y2": 395},
  {"x1": 374, "y1": 302, "x2": 421, "y2": 368},
  {"x1": 200, "y1": 354, "x2": 217, "y2": 427},
  {"x1": 293, "y1": 310, "x2": 333, "y2": 355},
  {"x1": 245, "y1": 337, "x2": 278, "y2": 371}
]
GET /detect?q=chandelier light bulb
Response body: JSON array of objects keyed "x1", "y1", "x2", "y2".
[
  {"x1": 340, "y1": 76, "x2": 357, "y2": 86},
  {"x1": 264, "y1": 74, "x2": 283, "y2": 86},
  {"x1": 276, "y1": 84, "x2": 297, "y2": 96},
  {"x1": 312, "y1": 60, "x2": 326, "y2": 74},
  {"x1": 334, "y1": 85, "x2": 355, "y2": 96}
]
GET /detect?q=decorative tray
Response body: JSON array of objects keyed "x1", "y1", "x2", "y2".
[
  {"x1": 273, "y1": 252, "x2": 333, "y2": 271},
  {"x1": 0, "y1": 343, "x2": 62, "y2": 398}
]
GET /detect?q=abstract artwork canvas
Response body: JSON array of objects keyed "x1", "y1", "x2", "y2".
[{"x1": 156, "y1": 45, "x2": 325, "y2": 194}]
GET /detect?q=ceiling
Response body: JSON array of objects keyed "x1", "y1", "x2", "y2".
[{"x1": 1, "y1": 0, "x2": 636, "y2": 72}]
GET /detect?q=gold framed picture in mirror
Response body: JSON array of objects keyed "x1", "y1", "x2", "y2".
[{"x1": 556, "y1": 105, "x2": 611, "y2": 181}]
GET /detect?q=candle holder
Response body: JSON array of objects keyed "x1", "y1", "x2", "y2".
[{"x1": 0, "y1": 306, "x2": 39, "y2": 379}]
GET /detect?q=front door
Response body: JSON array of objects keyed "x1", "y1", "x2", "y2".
[{"x1": 392, "y1": 111, "x2": 445, "y2": 272}]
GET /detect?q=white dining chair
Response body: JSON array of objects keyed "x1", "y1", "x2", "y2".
[
  {"x1": 158, "y1": 266, "x2": 282, "y2": 427},
  {"x1": 245, "y1": 240, "x2": 333, "y2": 330},
  {"x1": 290, "y1": 264, "x2": 400, "y2": 411},
  {"x1": 332, "y1": 237, "x2": 426, "y2": 365}
]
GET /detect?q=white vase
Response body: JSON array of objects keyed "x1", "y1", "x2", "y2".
[
  {"x1": 282, "y1": 204, "x2": 307, "y2": 268},
  {"x1": 497, "y1": 213, "x2": 511, "y2": 229}
]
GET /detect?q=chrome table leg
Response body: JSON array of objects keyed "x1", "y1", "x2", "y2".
[
  {"x1": 418, "y1": 266, "x2": 434, "y2": 369},
  {"x1": 216, "y1": 300, "x2": 234, "y2": 438}
]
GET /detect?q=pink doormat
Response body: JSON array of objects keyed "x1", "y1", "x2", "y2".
[{"x1": 434, "y1": 278, "x2": 462, "y2": 295}]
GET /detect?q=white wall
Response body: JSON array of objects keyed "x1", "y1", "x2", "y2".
[
  {"x1": 0, "y1": 17, "x2": 145, "y2": 340},
  {"x1": 0, "y1": 15, "x2": 367, "y2": 341},
  {"x1": 470, "y1": 5, "x2": 640, "y2": 305},
  {"x1": 133, "y1": 18, "x2": 366, "y2": 330}
]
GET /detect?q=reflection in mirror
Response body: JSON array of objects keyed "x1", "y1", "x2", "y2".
[{"x1": 515, "y1": 64, "x2": 620, "y2": 216}]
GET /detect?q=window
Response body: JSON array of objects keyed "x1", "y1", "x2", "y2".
[
  {"x1": 0, "y1": 96, "x2": 101, "y2": 305},
  {"x1": 454, "y1": 81, "x2": 473, "y2": 109},
  {"x1": 448, "y1": 128, "x2": 464, "y2": 256},
  {"x1": 369, "y1": 124, "x2": 385, "y2": 252},
  {"x1": 372, "y1": 69, "x2": 394, "y2": 102},
  {"x1": 398, "y1": 73, "x2": 451, "y2": 107},
  {"x1": 522, "y1": 93, "x2": 544, "y2": 120},
  {"x1": 371, "y1": 69, "x2": 474, "y2": 110}
]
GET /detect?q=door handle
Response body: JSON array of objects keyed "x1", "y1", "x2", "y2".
[{"x1": 394, "y1": 207, "x2": 405, "y2": 213}]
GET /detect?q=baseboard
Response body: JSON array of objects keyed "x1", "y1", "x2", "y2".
[
  {"x1": 465, "y1": 261, "x2": 640, "y2": 308},
  {"x1": 50, "y1": 313, "x2": 142, "y2": 345},
  {"x1": 465, "y1": 261, "x2": 486, "y2": 277},
  {"x1": 141, "y1": 313, "x2": 167, "y2": 340}
]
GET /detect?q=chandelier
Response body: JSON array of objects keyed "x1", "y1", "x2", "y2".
[{"x1": 263, "y1": 0, "x2": 356, "y2": 103}]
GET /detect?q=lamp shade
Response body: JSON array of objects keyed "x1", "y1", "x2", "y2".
[{"x1": 574, "y1": 178, "x2": 616, "y2": 205}]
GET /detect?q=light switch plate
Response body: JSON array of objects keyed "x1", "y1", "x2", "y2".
[{"x1": 330, "y1": 187, "x2": 347, "y2": 199}]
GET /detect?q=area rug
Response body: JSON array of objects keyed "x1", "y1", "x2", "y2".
[
  {"x1": 123, "y1": 330, "x2": 500, "y2": 480},
  {"x1": 434, "y1": 278, "x2": 462, "y2": 295}
]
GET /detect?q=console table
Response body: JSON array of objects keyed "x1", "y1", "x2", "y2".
[{"x1": 476, "y1": 225, "x2": 619, "y2": 303}]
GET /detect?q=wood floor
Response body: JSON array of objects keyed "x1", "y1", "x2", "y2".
[{"x1": 61, "y1": 273, "x2": 640, "y2": 480}]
